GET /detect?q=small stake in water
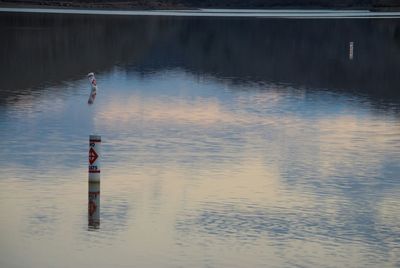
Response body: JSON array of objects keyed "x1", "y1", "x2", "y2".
[
  {"x1": 87, "y1": 72, "x2": 98, "y2": 104},
  {"x1": 349, "y1": 42, "x2": 354, "y2": 60},
  {"x1": 88, "y1": 135, "x2": 101, "y2": 228}
]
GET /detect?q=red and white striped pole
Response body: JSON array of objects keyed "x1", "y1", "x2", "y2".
[{"x1": 88, "y1": 134, "x2": 101, "y2": 228}]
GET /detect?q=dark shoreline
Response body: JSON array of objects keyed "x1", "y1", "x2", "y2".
[{"x1": 1, "y1": 1, "x2": 400, "y2": 11}]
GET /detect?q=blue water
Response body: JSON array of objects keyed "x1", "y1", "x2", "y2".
[{"x1": 0, "y1": 12, "x2": 399, "y2": 267}]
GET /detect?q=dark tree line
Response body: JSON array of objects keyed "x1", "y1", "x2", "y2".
[{"x1": 1, "y1": 0, "x2": 399, "y2": 9}]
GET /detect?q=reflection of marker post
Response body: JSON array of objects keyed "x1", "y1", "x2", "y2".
[
  {"x1": 88, "y1": 182, "x2": 100, "y2": 228},
  {"x1": 88, "y1": 135, "x2": 101, "y2": 228}
]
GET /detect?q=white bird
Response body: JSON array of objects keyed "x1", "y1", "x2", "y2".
[{"x1": 87, "y1": 72, "x2": 98, "y2": 104}]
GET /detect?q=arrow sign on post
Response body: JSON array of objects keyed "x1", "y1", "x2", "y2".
[{"x1": 88, "y1": 135, "x2": 101, "y2": 228}]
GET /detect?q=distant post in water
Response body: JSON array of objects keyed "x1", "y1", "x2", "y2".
[
  {"x1": 88, "y1": 135, "x2": 101, "y2": 228},
  {"x1": 349, "y1": 41, "x2": 354, "y2": 60}
]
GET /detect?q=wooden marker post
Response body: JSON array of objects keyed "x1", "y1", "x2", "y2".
[{"x1": 88, "y1": 135, "x2": 101, "y2": 228}]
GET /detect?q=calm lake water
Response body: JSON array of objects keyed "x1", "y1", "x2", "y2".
[{"x1": 1, "y1": 11, "x2": 400, "y2": 268}]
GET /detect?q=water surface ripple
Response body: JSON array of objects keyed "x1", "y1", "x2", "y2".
[{"x1": 0, "y1": 12, "x2": 400, "y2": 268}]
